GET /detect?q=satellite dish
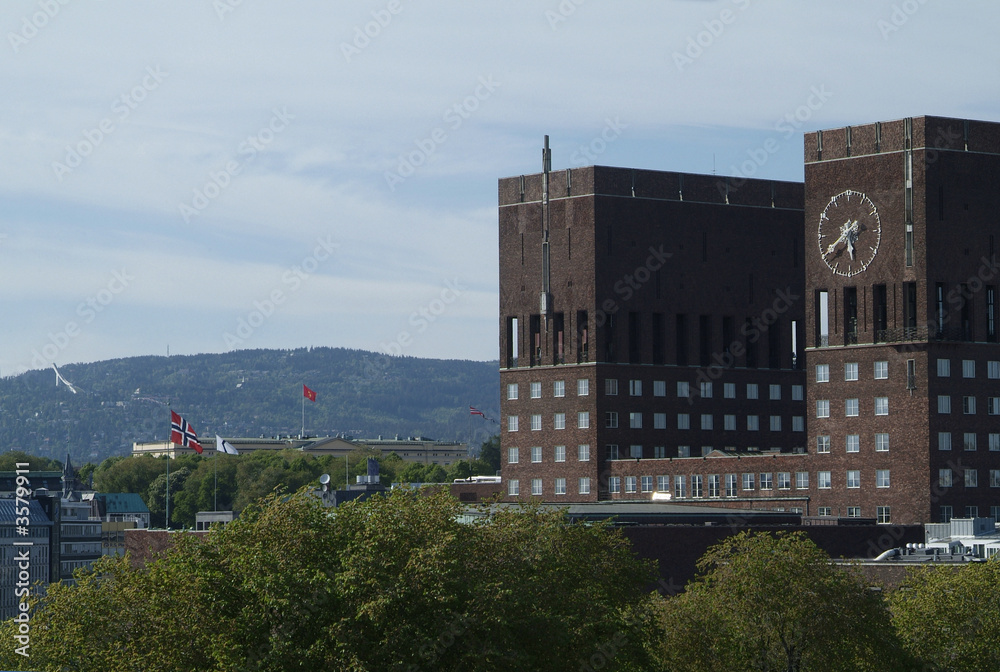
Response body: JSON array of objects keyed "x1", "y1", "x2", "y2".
[{"x1": 319, "y1": 474, "x2": 331, "y2": 485}]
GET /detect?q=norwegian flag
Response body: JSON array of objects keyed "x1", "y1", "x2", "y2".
[
  {"x1": 170, "y1": 410, "x2": 203, "y2": 454},
  {"x1": 469, "y1": 406, "x2": 485, "y2": 417}
]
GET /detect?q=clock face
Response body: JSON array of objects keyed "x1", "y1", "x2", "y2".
[{"x1": 818, "y1": 189, "x2": 881, "y2": 277}]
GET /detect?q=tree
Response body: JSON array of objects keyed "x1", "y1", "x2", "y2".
[
  {"x1": 890, "y1": 557, "x2": 1000, "y2": 671},
  {"x1": 0, "y1": 449, "x2": 62, "y2": 472},
  {"x1": 655, "y1": 531, "x2": 913, "y2": 672},
  {"x1": 478, "y1": 433, "x2": 500, "y2": 473}
]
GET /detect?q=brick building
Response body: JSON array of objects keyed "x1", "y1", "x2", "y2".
[{"x1": 499, "y1": 119, "x2": 1000, "y2": 525}]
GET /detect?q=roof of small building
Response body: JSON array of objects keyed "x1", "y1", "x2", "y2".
[
  {"x1": 0, "y1": 498, "x2": 53, "y2": 526},
  {"x1": 95, "y1": 493, "x2": 150, "y2": 514}
]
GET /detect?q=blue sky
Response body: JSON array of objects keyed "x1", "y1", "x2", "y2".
[{"x1": 1, "y1": 0, "x2": 997, "y2": 374}]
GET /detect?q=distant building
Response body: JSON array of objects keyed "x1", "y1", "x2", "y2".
[
  {"x1": 92, "y1": 493, "x2": 151, "y2": 529},
  {"x1": 0, "y1": 499, "x2": 53, "y2": 621},
  {"x1": 195, "y1": 510, "x2": 234, "y2": 531}
]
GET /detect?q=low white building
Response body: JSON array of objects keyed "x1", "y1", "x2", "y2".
[{"x1": 924, "y1": 517, "x2": 1000, "y2": 560}]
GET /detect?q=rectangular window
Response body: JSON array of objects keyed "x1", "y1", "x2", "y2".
[
  {"x1": 742, "y1": 473, "x2": 755, "y2": 490},
  {"x1": 530, "y1": 382, "x2": 542, "y2": 398},
  {"x1": 877, "y1": 506, "x2": 891, "y2": 524},
  {"x1": 641, "y1": 476, "x2": 653, "y2": 493},
  {"x1": 724, "y1": 414, "x2": 736, "y2": 431},
  {"x1": 653, "y1": 380, "x2": 666, "y2": 397},
  {"x1": 989, "y1": 398, "x2": 1000, "y2": 415},
  {"x1": 965, "y1": 433, "x2": 978, "y2": 451},
  {"x1": 939, "y1": 432, "x2": 952, "y2": 451},
  {"x1": 657, "y1": 475, "x2": 669, "y2": 491},
  {"x1": 747, "y1": 384, "x2": 759, "y2": 399},
  {"x1": 966, "y1": 469, "x2": 978, "y2": 487},
  {"x1": 507, "y1": 479, "x2": 519, "y2": 496},
  {"x1": 554, "y1": 445, "x2": 566, "y2": 462},
  {"x1": 609, "y1": 477, "x2": 620, "y2": 494},
  {"x1": 724, "y1": 383, "x2": 736, "y2": 399},
  {"x1": 677, "y1": 445, "x2": 690, "y2": 458},
  {"x1": 769, "y1": 384, "x2": 781, "y2": 400},
  {"x1": 708, "y1": 474, "x2": 721, "y2": 497},
  {"x1": 874, "y1": 397, "x2": 889, "y2": 416},
  {"x1": 577, "y1": 444, "x2": 590, "y2": 461},
  {"x1": 747, "y1": 415, "x2": 759, "y2": 431},
  {"x1": 777, "y1": 472, "x2": 791, "y2": 490},
  {"x1": 990, "y1": 361, "x2": 1000, "y2": 379},
  {"x1": 938, "y1": 395, "x2": 952, "y2": 414},
  {"x1": 847, "y1": 506, "x2": 861, "y2": 518},
  {"x1": 674, "y1": 475, "x2": 686, "y2": 498},
  {"x1": 940, "y1": 506, "x2": 953, "y2": 523},
  {"x1": 769, "y1": 416, "x2": 781, "y2": 432},
  {"x1": 939, "y1": 469, "x2": 953, "y2": 487},
  {"x1": 677, "y1": 414, "x2": 690, "y2": 430},
  {"x1": 818, "y1": 471, "x2": 831, "y2": 489},
  {"x1": 725, "y1": 473, "x2": 738, "y2": 497},
  {"x1": 845, "y1": 398, "x2": 859, "y2": 417},
  {"x1": 625, "y1": 476, "x2": 637, "y2": 494},
  {"x1": 875, "y1": 433, "x2": 889, "y2": 452},
  {"x1": 876, "y1": 469, "x2": 890, "y2": 488},
  {"x1": 700, "y1": 381, "x2": 713, "y2": 399},
  {"x1": 531, "y1": 446, "x2": 542, "y2": 463},
  {"x1": 577, "y1": 379, "x2": 589, "y2": 396},
  {"x1": 605, "y1": 412, "x2": 618, "y2": 429},
  {"x1": 846, "y1": 435, "x2": 860, "y2": 453},
  {"x1": 507, "y1": 383, "x2": 518, "y2": 400},
  {"x1": 795, "y1": 471, "x2": 809, "y2": 489},
  {"x1": 816, "y1": 400, "x2": 830, "y2": 418},
  {"x1": 791, "y1": 385, "x2": 804, "y2": 401},
  {"x1": 508, "y1": 415, "x2": 519, "y2": 432},
  {"x1": 553, "y1": 413, "x2": 566, "y2": 430},
  {"x1": 677, "y1": 381, "x2": 690, "y2": 398},
  {"x1": 993, "y1": 506, "x2": 1000, "y2": 522},
  {"x1": 531, "y1": 414, "x2": 542, "y2": 431},
  {"x1": 553, "y1": 380, "x2": 565, "y2": 397},
  {"x1": 577, "y1": 412, "x2": 590, "y2": 429},
  {"x1": 963, "y1": 359, "x2": 976, "y2": 378},
  {"x1": 554, "y1": 478, "x2": 566, "y2": 495},
  {"x1": 629, "y1": 413, "x2": 642, "y2": 429},
  {"x1": 817, "y1": 435, "x2": 831, "y2": 453},
  {"x1": 531, "y1": 479, "x2": 543, "y2": 496},
  {"x1": 701, "y1": 414, "x2": 713, "y2": 430},
  {"x1": 578, "y1": 477, "x2": 590, "y2": 495},
  {"x1": 654, "y1": 445, "x2": 666, "y2": 458},
  {"x1": 792, "y1": 416, "x2": 805, "y2": 432},
  {"x1": 991, "y1": 433, "x2": 1000, "y2": 451},
  {"x1": 629, "y1": 379, "x2": 642, "y2": 396},
  {"x1": 818, "y1": 507, "x2": 832, "y2": 516},
  {"x1": 691, "y1": 475, "x2": 703, "y2": 497},
  {"x1": 605, "y1": 379, "x2": 618, "y2": 395},
  {"x1": 629, "y1": 444, "x2": 642, "y2": 459},
  {"x1": 845, "y1": 362, "x2": 859, "y2": 381},
  {"x1": 759, "y1": 473, "x2": 773, "y2": 490},
  {"x1": 816, "y1": 364, "x2": 830, "y2": 383},
  {"x1": 964, "y1": 396, "x2": 977, "y2": 414},
  {"x1": 606, "y1": 444, "x2": 620, "y2": 460},
  {"x1": 654, "y1": 413, "x2": 667, "y2": 430},
  {"x1": 508, "y1": 447, "x2": 519, "y2": 464},
  {"x1": 990, "y1": 469, "x2": 1000, "y2": 488},
  {"x1": 874, "y1": 361, "x2": 888, "y2": 379},
  {"x1": 937, "y1": 359, "x2": 950, "y2": 377},
  {"x1": 965, "y1": 505, "x2": 979, "y2": 518},
  {"x1": 847, "y1": 470, "x2": 861, "y2": 488}
]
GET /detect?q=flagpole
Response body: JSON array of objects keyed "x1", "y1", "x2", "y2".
[
  {"x1": 301, "y1": 392, "x2": 305, "y2": 439},
  {"x1": 165, "y1": 449, "x2": 170, "y2": 529},
  {"x1": 214, "y1": 443, "x2": 218, "y2": 512}
]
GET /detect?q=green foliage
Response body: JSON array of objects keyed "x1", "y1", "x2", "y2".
[
  {"x1": 655, "y1": 531, "x2": 913, "y2": 672},
  {"x1": 0, "y1": 449, "x2": 62, "y2": 472},
  {"x1": 890, "y1": 557, "x2": 1000, "y2": 671},
  {"x1": 1, "y1": 489, "x2": 658, "y2": 671},
  {"x1": 477, "y1": 433, "x2": 500, "y2": 472}
]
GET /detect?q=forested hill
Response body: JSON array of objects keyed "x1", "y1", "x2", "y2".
[{"x1": 0, "y1": 348, "x2": 500, "y2": 465}]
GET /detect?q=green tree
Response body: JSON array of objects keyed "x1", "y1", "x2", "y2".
[
  {"x1": 478, "y1": 433, "x2": 500, "y2": 473},
  {"x1": 655, "y1": 531, "x2": 913, "y2": 672},
  {"x1": 0, "y1": 449, "x2": 62, "y2": 471},
  {"x1": 890, "y1": 557, "x2": 1000, "y2": 671}
]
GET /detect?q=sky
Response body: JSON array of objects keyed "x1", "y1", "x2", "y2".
[{"x1": 1, "y1": 0, "x2": 998, "y2": 375}]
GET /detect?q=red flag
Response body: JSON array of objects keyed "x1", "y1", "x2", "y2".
[
  {"x1": 303, "y1": 385, "x2": 317, "y2": 402},
  {"x1": 170, "y1": 410, "x2": 203, "y2": 454},
  {"x1": 469, "y1": 406, "x2": 485, "y2": 417}
]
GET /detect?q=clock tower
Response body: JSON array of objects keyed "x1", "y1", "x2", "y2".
[{"x1": 804, "y1": 116, "x2": 1000, "y2": 525}]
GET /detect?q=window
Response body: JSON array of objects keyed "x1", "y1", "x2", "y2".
[
  {"x1": 724, "y1": 415, "x2": 736, "y2": 431},
  {"x1": 795, "y1": 471, "x2": 809, "y2": 489},
  {"x1": 940, "y1": 505, "x2": 953, "y2": 523},
  {"x1": 847, "y1": 470, "x2": 861, "y2": 488},
  {"x1": 657, "y1": 475, "x2": 669, "y2": 491},
  {"x1": 963, "y1": 359, "x2": 976, "y2": 378},
  {"x1": 578, "y1": 444, "x2": 590, "y2": 461},
  {"x1": 993, "y1": 506, "x2": 1000, "y2": 522},
  {"x1": 554, "y1": 445, "x2": 566, "y2": 462},
  {"x1": 938, "y1": 395, "x2": 951, "y2": 414},
  {"x1": 507, "y1": 479, "x2": 520, "y2": 496},
  {"x1": 875, "y1": 433, "x2": 889, "y2": 452},
  {"x1": 578, "y1": 477, "x2": 590, "y2": 494},
  {"x1": 625, "y1": 476, "x2": 637, "y2": 493},
  {"x1": 708, "y1": 474, "x2": 721, "y2": 497},
  {"x1": 742, "y1": 473, "x2": 755, "y2": 490},
  {"x1": 677, "y1": 445, "x2": 691, "y2": 458},
  {"x1": 553, "y1": 413, "x2": 566, "y2": 430},
  {"x1": 876, "y1": 506, "x2": 891, "y2": 524},
  {"x1": 990, "y1": 361, "x2": 1000, "y2": 379},
  {"x1": 874, "y1": 361, "x2": 888, "y2": 379},
  {"x1": 792, "y1": 416, "x2": 804, "y2": 432},
  {"x1": 845, "y1": 362, "x2": 858, "y2": 381},
  {"x1": 577, "y1": 379, "x2": 589, "y2": 396},
  {"x1": 724, "y1": 383, "x2": 736, "y2": 398},
  {"x1": 725, "y1": 473, "x2": 737, "y2": 497},
  {"x1": 964, "y1": 396, "x2": 977, "y2": 414},
  {"x1": 554, "y1": 478, "x2": 566, "y2": 495},
  {"x1": 937, "y1": 359, "x2": 950, "y2": 376},
  {"x1": 990, "y1": 469, "x2": 1000, "y2": 487},
  {"x1": 641, "y1": 476, "x2": 653, "y2": 493},
  {"x1": 629, "y1": 444, "x2": 642, "y2": 459},
  {"x1": 609, "y1": 477, "x2": 621, "y2": 494},
  {"x1": 846, "y1": 435, "x2": 860, "y2": 453},
  {"x1": 965, "y1": 505, "x2": 979, "y2": 518},
  {"x1": 759, "y1": 473, "x2": 773, "y2": 490},
  {"x1": 577, "y1": 412, "x2": 590, "y2": 429},
  {"x1": 606, "y1": 444, "x2": 620, "y2": 460},
  {"x1": 816, "y1": 400, "x2": 830, "y2": 418},
  {"x1": 747, "y1": 384, "x2": 759, "y2": 399},
  {"x1": 654, "y1": 445, "x2": 666, "y2": 458},
  {"x1": 700, "y1": 381, "x2": 712, "y2": 398},
  {"x1": 816, "y1": 435, "x2": 831, "y2": 453},
  {"x1": 531, "y1": 479, "x2": 542, "y2": 496},
  {"x1": 965, "y1": 469, "x2": 978, "y2": 487},
  {"x1": 769, "y1": 384, "x2": 781, "y2": 400},
  {"x1": 991, "y1": 434, "x2": 1000, "y2": 451},
  {"x1": 768, "y1": 415, "x2": 781, "y2": 431},
  {"x1": 818, "y1": 507, "x2": 832, "y2": 516},
  {"x1": 653, "y1": 380, "x2": 666, "y2": 396},
  {"x1": 747, "y1": 415, "x2": 760, "y2": 431},
  {"x1": 553, "y1": 380, "x2": 565, "y2": 397},
  {"x1": 629, "y1": 379, "x2": 642, "y2": 396},
  {"x1": 677, "y1": 414, "x2": 691, "y2": 430},
  {"x1": 674, "y1": 475, "x2": 686, "y2": 498},
  {"x1": 939, "y1": 469, "x2": 953, "y2": 487},
  {"x1": 530, "y1": 382, "x2": 542, "y2": 399},
  {"x1": 874, "y1": 397, "x2": 889, "y2": 416},
  {"x1": 605, "y1": 379, "x2": 618, "y2": 395},
  {"x1": 818, "y1": 471, "x2": 831, "y2": 489},
  {"x1": 531, "y1": 414, "x2": 542, "y2": 431},
  {"x1": 508, "y1": 447, "x2": 519, "y2": 464},
  {"x1": 508, "y1": 415, "x2": 519, "y2": 432},
  {"x1": 845, "y1": 399, "x2": 859, "y2": 417},
  {"x1": 989, "y1": 398, "x2": 1000, "y2": 415},
  {"x1": 965, "y1": 433, "x2": 978, "y2": 451},
  {"x1": 792, "y1": 385, "x2": 804, "y2": 401},
  {"x1": 507, "y1": 383, "x2": 518, "y2": 400},
  {"x1": 701, "y1": 414, "x2": 713, "y2": 430},
  {"x1": 939, "y1": 432, "x2": 952, "y2": 450},
  {"x1": 876, "y1": 469, "x2": 890, "y2": 488},
  {"x1": 847, "y1": 507, "x2": 862, "y2": 518},
  {"x1": 531, "y1": 446, "x2": 542, "y2": 463},
  {"x1": 654, "y1": 413, "x2": 667, "y2": 429},
  {"x1": 777, "y1": 472, "x2": 791, "y2": 490},
  {"x1": 816, "y1": 364, "x2": 829, "y2": 383},
  {"x1": 605, "y1": 412, "x2": 618, "y2": 429},
  {"x1": 691, "y1": 475, "x2": 703, "y2": 497},
  {"x1": 676, "y1": 381, "x2": 689, "y2": 398},
  {"x1": 629, "y1": 413, "x2": 642, "y2": 429}
]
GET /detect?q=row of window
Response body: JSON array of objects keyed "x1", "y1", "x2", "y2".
[
  {"x1": 507, "y1": 379, "x2": 805, "y2": 402},
  {"x1": 816, "y1": 361, "x2": 890, "y2": 382},
  {"x1": 939, "y1": 505, "x2": 1000, "y2": 523},
  {"x1": 816, "y1": 433, "x2": 891, "y2": 453},
  {"x1": 936, "y1": 395, "x2": 1000, "y2": 415},
  {"x1": 508, "y1": 379, "x2": 590, "y2": 400},
  {"x1": 937, "y1": 432, "x2": 1000, "y2": 451},
  {"x1": 507, "y1": 477, "x2": 592, "y2": 496},
  {"x1": 815, "y1": 397, "x2": 889, "y2": 418},
  {"x1": 507, "y1": 412, "x2": 807, "y2": 432},
  {"x1": 508, "y1": 445, "x2": 591, "y2": 463},
  {"x1": 817, "y1": 506, "x2": 893, "y2": 524},
  {"x1": 935, "y1": 359, "x2": 1000, "y2": 379},
  {"x1": 938, "y1": 468, "x2": 1000, "y2": 488}
]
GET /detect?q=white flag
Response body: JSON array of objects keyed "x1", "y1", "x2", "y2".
[{"x1": 216, "y1": 435, "x2": 239, "y2": 455}]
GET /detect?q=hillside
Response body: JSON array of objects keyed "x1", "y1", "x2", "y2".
[{"x1": 0, "y1": 348, "x2": 500, "y2": 465}]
